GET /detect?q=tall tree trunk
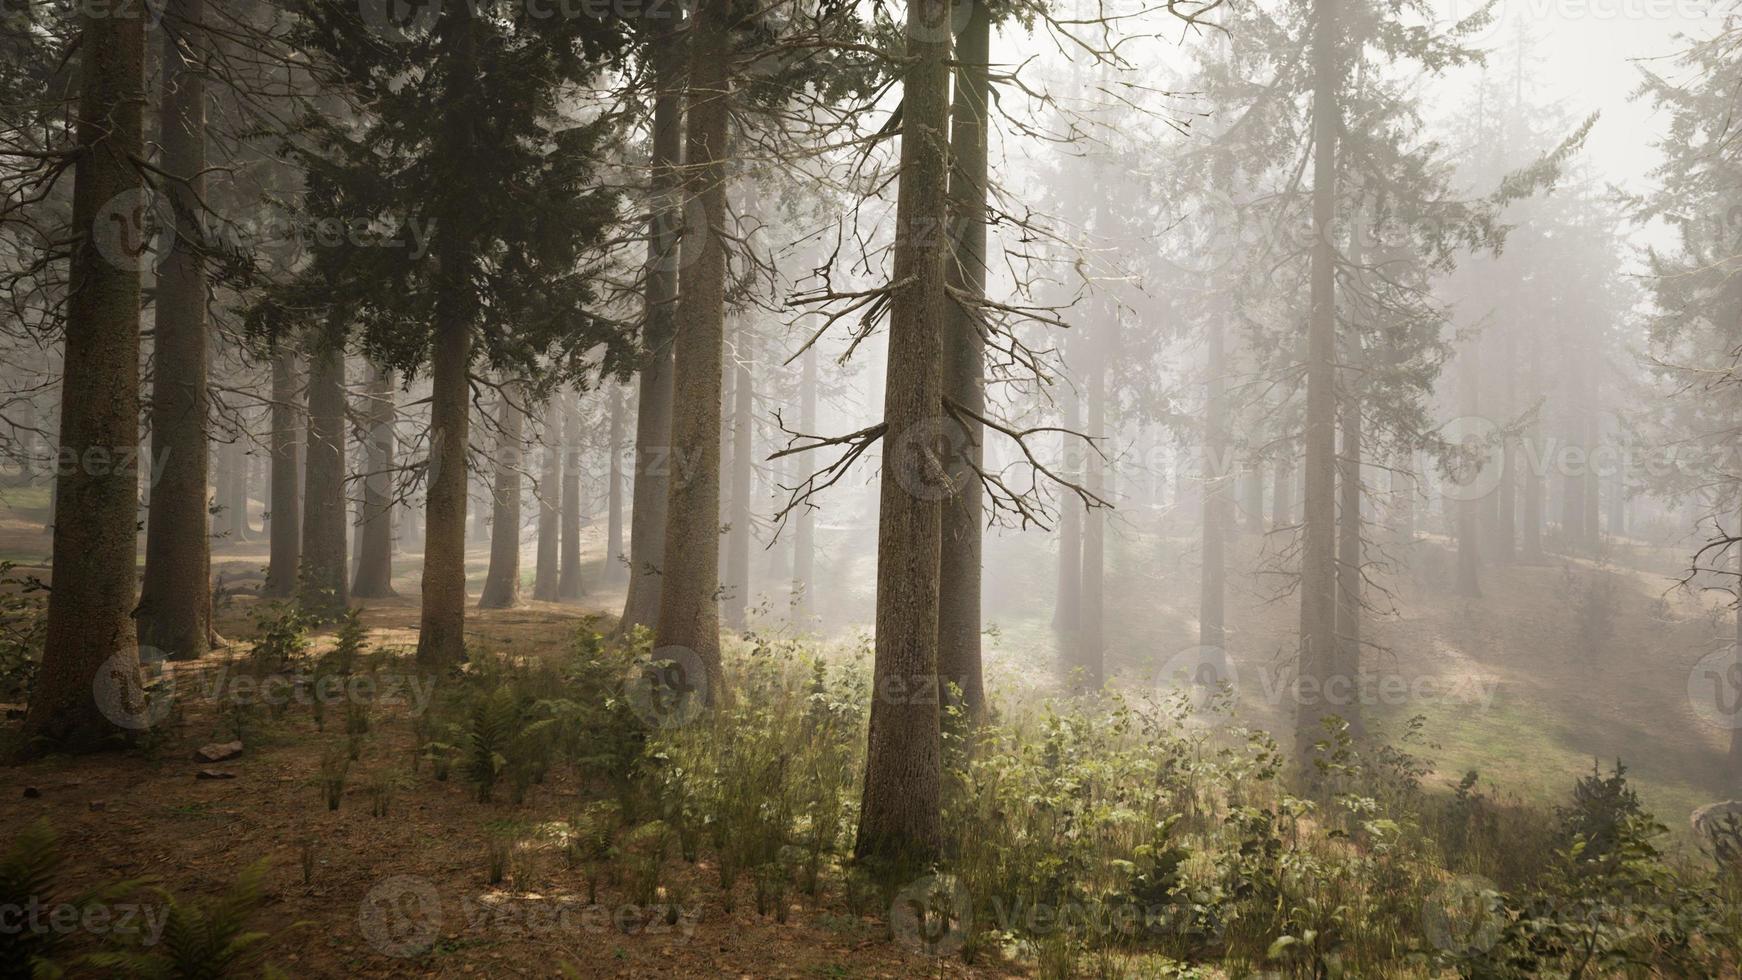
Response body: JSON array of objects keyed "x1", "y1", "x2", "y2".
[
  {"x1": 938, "y1": 0, "x2": 989, "y2": 717},
  {"x1": 1054, "y1": 371, "x2": 1083, "y2": 641},
  {"x1": 227, "y1": 439, "x2": 251, "y2": 541},
  {"x1": 25, "y1": 2, "x2": 147, "y2": 750},
  {"x1": 479, "y1": 381, "x2": 524, "y2": 608},
  {"x1": 299, "y1": 344, "x2": 348, "y2": 616},
  {"x1": 1200, "y1": 315, "x2": 1227, "y2": 652},
  {"x1": 618, "y1": 19, "x2": 686, "y2": 635},
  {"x1": 558, "y1": 391, "x2": 584, "y2": 600},
  {"x1": 655, "y1": 0, "x2": 729, "y2": 697},
  {"x1": 1456, "y1": 354, "x2": 1482, "y2": 598},
  {"x1": 1493, "y1": 330, "x2": 1517, "y2": 563},
  {"x1": 264, "y1": 348, "x2": 301, "y2": 596},
  {"x1": 1243, "y1": 450, "x2": 1265, "y2": 534},
  {"x1": 793, "y1": 344, "x2": 817, "y2": 623},
  {"x1": 1730, "y1": 491, "x2": 1742, "y2": 791},
  {"x1": 534, "y1": 416, "x2": 561, "y2": 601},
  {"x1": 1080, "y1": 325, "x2": 1106, "y2": 691},
  {"x1": 1296, "y1": 0, "x2": 1341, "y2": 757},
  {"x1": 854, "y1": 0, "x2": 950, "y2": 868},
  {"x1": 352, "y1": 365, "x2": 396, "y2": 597},
  {"x1": 1522, "y1": 333, "x2": 1544, "y2": 561},
  {"x1": 1272, "y1": 451, "x2": 1293, "y2": 529},
  {"x1": 1335, "y1": 394, "x2": 1363, "y2": 734},
  {"x1": 724, "y1": 355, "x2": 752, "y2": 629},
  {"x1": 414, "y1": 311, "x2": 471, "y2": 664},
  {"x1": 139, "y1": 0, "x2": 211, "y2": 662},
  {"x1": 606, "y1": 384, "x2": 625, "y2": 583}
]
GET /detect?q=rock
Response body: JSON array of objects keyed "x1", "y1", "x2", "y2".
[
  {"x1": 1692, "y1": 800, "x2": 1742, "y2": 844},
  {"x1": 195, "y1": 769, "x2": 236, "y2": 780},
  {"x1": 21, "y1": 786, "x2": 39, "y2": 798},
  {"x1": 195, "y1": 740, "x2": 244, "y2": 763}
]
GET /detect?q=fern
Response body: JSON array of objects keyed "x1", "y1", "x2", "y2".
[
  {"x1": 85, "y1": 861, "x2": 283, "y2": 980},
  {"x1": 465, "y1": 685, "x2": 520, "y2": 803}
]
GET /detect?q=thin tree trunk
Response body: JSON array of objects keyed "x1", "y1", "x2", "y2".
[
  {"x1": 938, "y1": 0, "x2": 989, "y2": 717},
  {"x1": 1493, "y1": 330, "x2": 1517, "y2": 563},
  {"x1": 1080, "y1": 325, "x2": 1106, "y2": 691},
  {"x1": 1336, "y1": 393, "x2": 1363, "y2": 734},
  {"x1": 352, "y1": 365, "x2": 396, "y2": 597},
  {"x1": 1522, "y1": 333, "x2": 1544, "y2": 561},
  {"x1": 606, "y1": 384, "x2": 625, "y2": 583},
  {"x1": 558, "y1": 391, "x2": 584, "y2": 600},
  {"x1": 139, "y1": 0, "x2": 211, "y2": 662},
  {"x1": 854, "y1": 0, "x2": 950, "y2": 868},
  {"x1": 264, "y1": 348, "x2": 301, "y2": 596},
  {"x1": 1296, "y1": 0, "x2": 1341, "y2": 757},
  {"x1": 1730, "y1": 491, "x2": 1742, "y2": 790},
  {"x1": 299, "y1": 344, "x2": 348, "y2": 616},
  {"x1": 1054, "y1": 372, "x2": 1083, "y2": 640},
  {"x1": 793, "y1": 344, "x2": 817, "y2": 623},
  {"x1": 655, "y1": 0, "x2": 729, "y2": 697},
  {"x1": 1200, "y1": 315, "x2": 1227, "y2": 652},
  {"x1": 534, "y1": 416, "x2": 561, "y2": 601},
  {"x1": 724, "y1": 356, "x2": 752, "y2": 628},
  {"x1": 227, "y1": 439, "x2": 251, "y2": 541},
  {"x1": 618, "y1": 19, "x2": 686, "y2": 635},
  {"x1": 1456, "y1": 355, "x2": 1482, "y2": 598},
  {"x1": 1243, "y1": 450, "x2": 1265, "y2": 534},
  {"x1": 25, "y1": 2, "x2": 146, "y2": 750},
  {"x1": 1272, "y1": 452, "x2": 1292, "y2": 529},
  {"x1": 479, "y1": 381, "x2": 524, "y2": 608}
]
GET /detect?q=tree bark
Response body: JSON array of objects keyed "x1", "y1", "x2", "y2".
[
  {"x1": 654, "y1": 0, "x2": 729, "y2": 696},
  {"x1": 25, "y1": 2, "x2": 147, "y2": 751},
  {"x1": 938, "y1": 0, "x2": 989, "y2": 717},
  {"x1": 299, "y1": 344, "x2": 348, "y2": 616},
  {"x1": 1335, "y1": 393, "x2": 1363, "y2": 734},
  {"x1": 854, "y1": 0, "x2": 950, "y2": 869},
  {"x1": 1200, "y1": 315, "x2": 1227, "y2": 653},
  {"x1": 352, "y1": 365, "x2": 396, "y2": 597},
  {"x1": 557, "y1": 391, "x2": 584, "y2": 600},
  {"x1": 534, "y1": 416, "x2": 561, "y2": 601},
  {"x1": 138, "y1": 0, "x2": 211, "y2": 662},
  {"x1": 606, "y1": 383, "x2": 625, "y2": 583},
  {"x1": 1053, "y1": 370, "x2": 1083, "y2": 642},
  {"x1": 1296, "y1": 0, "x2": 1341, "y2": 757},
  {"x1": 263, "y1": 348, "x2": 301, "y2": 596},
  {"x1": 479, "y1": 380, "x2": 524, "y2": 608},
  {"x1": 1079, "y1": 320, "x2": 1107, "y2": 691},
  {"x1": 724, "y1": 354, "x2": 752, "y2": 629},
  {"x1": 618, "y1": 19, "x2": 687, "y2": 635},
  {"x1": 793, "y1": 344, "x2": 817, "y2": 623},
  {"x1": 414, "y1": 311, "x2": 471, "y2": 664}
]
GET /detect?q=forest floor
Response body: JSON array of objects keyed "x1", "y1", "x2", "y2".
[{"x1": 0, "y1": 502, "x2": 1734, "y2": 976}]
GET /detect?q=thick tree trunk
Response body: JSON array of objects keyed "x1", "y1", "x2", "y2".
[
  {"x1": 1200, "y1": 315, "x2": 1227, "y2": 652},
  {"x1": 724, "y1": 356, "x2": 752, "y2": 629},
  {"x1": 138, "y1": 0, "x2": 211, "y2": 663},
  {"x1": 1296, "y1": 0, "x2": 1341, "y2": 757},
  {"x1": 606, "y1": 384, "x2": 625, "y2": 583},
  {"x1": 479, "y1": 381, "x2": 524, "y2": 608},
  {"x1": 534, "y1": 416, "x2": 561, "y2": 601},
  {"x1": 299, "y1": 345, "x2": 348, "y2": 616},
  {"x1": 793, "y1": 345, "x2": 817, "y2": 623},
  {"x1": 264, "y1": 348, "x2": 302, "y2": 596},
  {"x1": 655, "y1": 0, "x2": 729, "y2": 696},
  {"x1": 937, "y1": 0, "x2": 989, "y2": 717},
  {"x1": 558, "y1": 391, "x2": 584, "y2": 600},
  {"x1": 352, "y1": 365, "x2": 396, "y2": 597},
  {"x1": 854, "y1": 0, "x2": 950, "y2": 869},
  {"x1": 414, "y1": 312, "x2": 471, "y2": 665},
  {"x1": 618, "y1": 21, "x2": 686, "y2": 635},
  {"x1": 25, "y1": 4, "x2": 147, "y2": 750}
]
